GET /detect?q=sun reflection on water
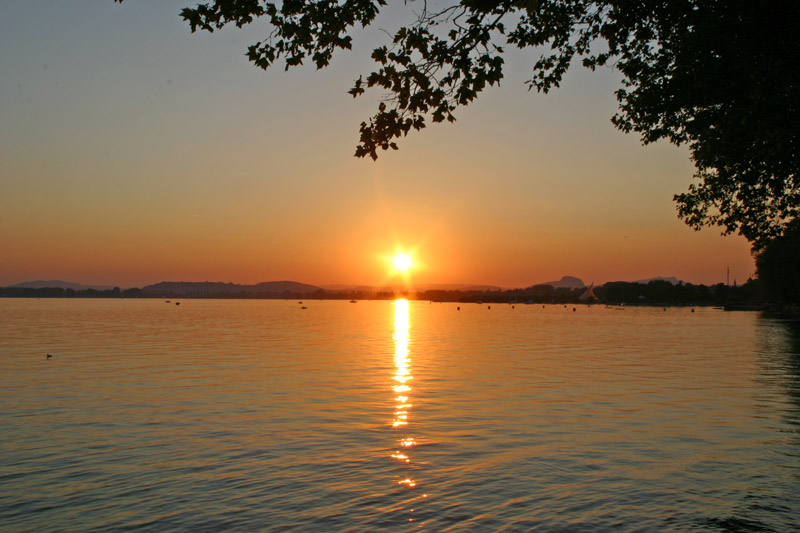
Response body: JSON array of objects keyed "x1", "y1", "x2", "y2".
[{"x1": 391, "y1": 299, "x2": 416, "y2": 488}]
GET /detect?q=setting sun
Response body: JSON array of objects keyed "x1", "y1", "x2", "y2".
[{"x1": 393, "y1": 254, "x2": 412, "y2": 271}]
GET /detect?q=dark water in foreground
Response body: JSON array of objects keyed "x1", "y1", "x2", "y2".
[{"x1": 1, "y1": 299, "x2": 799, "y2": 531}]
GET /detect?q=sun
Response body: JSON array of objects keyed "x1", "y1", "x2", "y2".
[{"x1": 393, "y1": 253, "x2": 412, "y2": 272}]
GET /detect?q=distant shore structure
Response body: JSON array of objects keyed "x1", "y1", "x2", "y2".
[{"x1": 579, "y1": 284, "x2": 598, "y2": 303}]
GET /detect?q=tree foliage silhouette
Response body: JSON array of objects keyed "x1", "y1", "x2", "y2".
[
  {"x1": 116, "y1": 0, "x2": 799, "y2": 247},
  {"x1": 755, "y1": 219, "x2": 800, "y2": 305}
]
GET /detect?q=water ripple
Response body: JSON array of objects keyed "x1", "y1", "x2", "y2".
[{"x1": 1, "y1": 300, "x2": 799, "y2": 531}]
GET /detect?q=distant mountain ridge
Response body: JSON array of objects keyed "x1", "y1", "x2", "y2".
[
  {"x1": 141, "y1": 280, "x2": 321, "y2": 297},
  {"x1": 4, "y1": 280, "x2": 114, "y2": 291}
]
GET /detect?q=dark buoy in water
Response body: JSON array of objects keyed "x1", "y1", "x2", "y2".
[
  {"x1": 691, "y1": 308, "x2": 695, "y2": 313},
  {"x1": 664, "y1": 307, "x2": 667, "y2": 311},
  {"x1": 301, "y1": 306, "x2": 307, "y2": 309},
  {"x1": 457, "y1": 306, "x2": 460, "y2": 311},
  {"x1": 573, "y1": 307, "x2": 576, "y2": 312},
  {"x1": 512, "y1": 305, "x2": 515, "y2": 309},
  {"x1": 175, "y1": 302, "x2": 181, "y2": 306},
  {"x1": 542, "y1": 305, "x2": 545, "y2": 309},
  {"x1": 46, "y1": 353, "x2": 52, "y2": 359},
  {"x1": 488, "y1": 306, "x2": 491, "y2": 310},
  {"x1": 298, "y1": 301, "x2": 303, "y2": 304}
]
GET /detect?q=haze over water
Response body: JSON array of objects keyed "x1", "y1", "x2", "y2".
[{"x1": 2, "y1": 299, "x2": 799, "y2": 531}]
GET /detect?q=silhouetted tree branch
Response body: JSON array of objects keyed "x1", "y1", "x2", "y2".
[{"x1": 115, "y1": 0, "x2": 799, "y2": 247}]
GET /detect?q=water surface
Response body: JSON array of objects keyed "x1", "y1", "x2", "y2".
[{"x1": 1, "y1": 299, "x2": 799, "y2": 531}]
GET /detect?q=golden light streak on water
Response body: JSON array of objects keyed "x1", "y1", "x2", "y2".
[{"x1": 391, "y1": 299, "x2": 416, "y2": 488}]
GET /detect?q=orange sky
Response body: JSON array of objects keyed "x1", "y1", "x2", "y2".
[{"x1": 0, "y1": 2, "x2": 755, "y2": 288}]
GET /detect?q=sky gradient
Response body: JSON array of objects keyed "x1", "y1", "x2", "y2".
[{"x1": 0, "y1": 1, "x2": 755, "y2": 288}]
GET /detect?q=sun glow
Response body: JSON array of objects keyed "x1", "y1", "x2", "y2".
[
  {"x1": 393, "y1": 253, "x2": 412, "y2": 271},
  {"x1": 377, "y1": 245, "x2": 424, "y2": 287}
]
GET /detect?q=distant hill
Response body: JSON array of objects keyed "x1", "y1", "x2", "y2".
[
  {"x1": 541, "y1": 276, "x2": 586, "y2": 289},
  {"x1": 141, "y1": 280, "x2": 321, "y2": 297},
  {"x1": 252, "y1": 281, "x2": 321, "y2": 293},
  {"x1": 4, "y1": 280, "x2": 114, "y2": 291}
]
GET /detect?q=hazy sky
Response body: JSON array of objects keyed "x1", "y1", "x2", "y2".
[{"x1": 0, "y1": 1, "x2": 755, "y2": 288}]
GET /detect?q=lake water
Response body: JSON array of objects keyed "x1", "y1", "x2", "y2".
[{"x1": 1, "y1": 299, "x2": 799, "y2": 531}]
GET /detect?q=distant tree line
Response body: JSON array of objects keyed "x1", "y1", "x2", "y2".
[
  {"x1": 419, "y1": 281, "x2": 763, "y2": 308},
  {"x1": 595, "y1": 280, "x2": 761, "y2": 307},
  {"x1": 2, "y1": 279, "x2": 774, "y2": 309},
  {"x1": 0, "y1": 286, "x2": 133, "y2": 298},
  {"x1": 420, "y1": 285, "x2": 583, "y2": 304}
]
